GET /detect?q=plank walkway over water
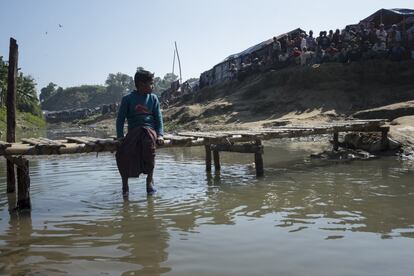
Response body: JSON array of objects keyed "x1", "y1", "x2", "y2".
[
  {"x1": 1, "y1": 119, "x2": 389, "y2": 210},
  {"x1": 0, "y1": 119, "x2": 388, "y2": 156}
]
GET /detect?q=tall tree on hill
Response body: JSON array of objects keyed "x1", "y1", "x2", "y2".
[
  {"x1": 105, "y1": 72, "x2": 134, "y2": 102},
  {"x1": 39, "y1": 82, "x2": 57, "y2": 103},
  {"x1": 154, "y1": 73, "x2": 178, "y2": 94}
]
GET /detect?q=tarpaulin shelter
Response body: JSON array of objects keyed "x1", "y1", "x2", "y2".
[
  {"x1": 359, "y1": 8, "x2": 414, "y2": 29},
  {"x1": 199, "y1": 28, "x2": 305, "y2": 88},
  {"x1": 223, "y1": 28, "x2": 305, "y2": 62}
]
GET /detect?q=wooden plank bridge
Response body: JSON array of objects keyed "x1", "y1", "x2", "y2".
[{"x1": 1, "y1": 119, "x2": 389, "y2": 210}]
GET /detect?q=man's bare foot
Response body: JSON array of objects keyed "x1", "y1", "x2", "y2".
[
  {"x1": 122, "y1": 177, "x2": 129, "y2": 197},
  {"x1": 146, "y1": 186, "x2": 156, "y2": 195}
]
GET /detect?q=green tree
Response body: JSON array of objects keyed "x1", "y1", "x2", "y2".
[
  {"x1": 105, "y1": 72, "x2": 134, "y2": 102},
  {"x1": 0, "y1": 56, "x2": 8, "y2": 107},
  {"x1": 16, "y1": 73, "x2": 42, "y2": 116},
  {"x1": 154, "y1": 73, "x2": 178, "y2": 94},
  {"x1": 39, "y1": 82, "x2": 57, "y2": 104},
  {"x1": 0, "y1": 57, "x2": 42, "y2": 116},
  {"x1": 105, "y1": 72, "x2": 134, "y2": 91},
  {"x1": 41, "y1": 84, "x2": 107, "y2": 111}
]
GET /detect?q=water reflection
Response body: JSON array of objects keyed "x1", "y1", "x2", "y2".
[
  {"x1": 118, "y1": 197, "x2": 171, "y2": 275},
  {"x1": 0, "y1": 142, "x2": 413, "y2": 275}
]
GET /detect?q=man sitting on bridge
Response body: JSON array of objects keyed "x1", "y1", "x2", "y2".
[{"x1": 116, "y1": 69, "x2": 164, "y2": 196}]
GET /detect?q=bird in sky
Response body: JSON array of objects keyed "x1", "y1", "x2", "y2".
[{"x1": 59, "y1": 24, "x2": 63, "y2": 28}]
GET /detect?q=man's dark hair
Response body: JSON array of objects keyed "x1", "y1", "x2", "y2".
[{"x1": 134, "y1": 69, "x2": 154, "y2": 88}]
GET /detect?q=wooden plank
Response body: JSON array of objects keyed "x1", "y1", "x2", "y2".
[
  {"x1": 178, "y1": 131, "x2": 230, "y2": 139},
  {"x1": 21, "y1": 138, "x2": 44, "y2": 145},
  {"x1": 163, "y1": 134, "x2": 195, "y2": 141},
  {"x1": 37, "y1": 137, "x2": 66, "y2": 147},
  {"x1": 0, "y1": 141, "x2": 12, "y2": 147},
  {"x1": 65, "y1": 137, "x2": 92, "y2": 144},
  {"x1": 211, "y1": 143, "x2": 263, "y2": 154},
  {"x1": 0, "y1": 141, "x2": 12, "y2": 154}
]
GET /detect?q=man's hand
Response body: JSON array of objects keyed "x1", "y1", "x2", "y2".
[{"x1": 156, "y1": 136, "x2": 164, "y2": 146}]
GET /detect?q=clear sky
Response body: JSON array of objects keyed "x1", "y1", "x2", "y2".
[{"x1": 1, "y1": 0, "x2": 413, "y2": 91}]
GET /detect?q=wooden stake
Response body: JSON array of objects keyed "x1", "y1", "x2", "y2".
[
  {"x1": 205, "y1": 144, "x2": 212, "y2": 172},
  {"x1": 17, "y1": 158, "x2": 31, "y2": 210},
  {"x1": 254, "y1": 140, "x2": 264, "y2": 177},
  {"x1": 381, "y1": 128, "x2": 389, "y2": 150},
  {"x1": 333, "y1": 132, "x2": 339, "y2": 151},
  {"x1": 213, "y1": 150, "x2": 221, "y2": 171},
  {"x1": 6, "y1": 38, "x2": 18, "y2": 193}
]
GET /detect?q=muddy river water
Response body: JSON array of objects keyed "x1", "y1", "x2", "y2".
[{"x1": 0, "y1": 139, "x2": 413, "y2": 275}]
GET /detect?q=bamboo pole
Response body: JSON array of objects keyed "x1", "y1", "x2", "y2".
[
  {"x1": 6, "y1": 38, "x2": 18, "y2": 193},
  {"x1": 174, "y1": 41, "x2": 182, "y2": 83}
]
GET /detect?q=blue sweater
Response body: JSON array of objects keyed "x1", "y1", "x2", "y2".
[{"x1": 116, "y1": 91, "x2": 164, "y2": 138}]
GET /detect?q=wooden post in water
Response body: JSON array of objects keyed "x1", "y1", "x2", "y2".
[
  {"x1": 254, "y1": 140, "x2": 264, "y2": 177},
  {"x1": 6, "y1": 38, "x2": 18, "y2": 193},
  {"x1": 333, "y1": 132, "x2": 339, "y2": 151},
  {"x1": 213, "y1": 150, "x2": 221, "y2": 171},
  {"x1": 381, "y1": 128, "x2": 389, "y2": 151},
  {"x1": 205, "y1": 144, "x2": 212, "y2": 172},
  {"x1": 17, "y1": 158, "x2": 31, "y2": 209}
]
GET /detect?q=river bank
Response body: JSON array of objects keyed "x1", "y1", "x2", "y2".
[
  {"x1": 49, "y1": 60, "x2": 414, "y2": 157},
  {"x1": 0, "y1": 107, "x2": 46, "y2": 140}
]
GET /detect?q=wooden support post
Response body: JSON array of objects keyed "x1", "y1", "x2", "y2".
[
  {"x1": 333, "y1": 132, "x2": 339, "y2": 151},
  {"x1": 205, "y1": 144, "x2": 212, "y2": 172},
  {"x1": 6, "y1": 38, "x2": 18, "y2": 193},
  {"x1": 213, "y1": 150, "x2": 221, "y2": 171},
  {"x1": 381, "y1": 128, "x2": 389, "y2": 151},
  {"x1": 16, "y1": 158, "x2": 31, "y2": 210},
  {"x1": 254, "y1": 140, "x2": 264, "y2": 177}
]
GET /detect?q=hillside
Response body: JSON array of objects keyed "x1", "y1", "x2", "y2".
[{"x1": 162, "y1": 59, "x2": 414, "y2": 130}]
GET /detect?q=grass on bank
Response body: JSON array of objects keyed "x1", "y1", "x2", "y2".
[{"x1": 0, "y1": 107, "x2": 46, "y2": 136}]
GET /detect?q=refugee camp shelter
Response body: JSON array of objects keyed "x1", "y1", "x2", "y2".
[
  {"x1": 359, "y1": 8, "x2": 414, "y2": 29},
  {"x1": 199, "y1": 28, "x2": 305, "y2": 88}
]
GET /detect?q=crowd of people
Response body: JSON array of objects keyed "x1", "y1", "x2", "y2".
[{"x1": 229, "y1": 23, "x2": 414, "y2": 81}]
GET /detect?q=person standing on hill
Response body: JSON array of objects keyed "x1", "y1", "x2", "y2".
[{"x1": 116, "y1": 69, "x2": 164, "y2": 197}]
